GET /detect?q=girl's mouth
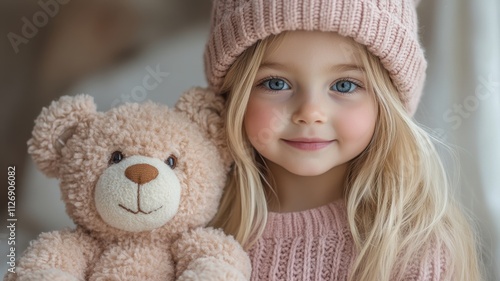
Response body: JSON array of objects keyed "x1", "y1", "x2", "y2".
[{"x1": 282, "y1": 138, "x2": 335, "y2": 151}]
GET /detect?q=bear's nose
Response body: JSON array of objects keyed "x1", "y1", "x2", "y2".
[{"x1": 125, "y1": 164, "x2": 159, "y2": 185}]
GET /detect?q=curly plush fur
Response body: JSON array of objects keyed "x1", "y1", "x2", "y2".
[{"x1": 4, "y1": 87, "x2": 250, "y2": 281}]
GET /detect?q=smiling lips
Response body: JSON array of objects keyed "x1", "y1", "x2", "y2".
[{"x1": 282, "y1": 138, "x2": 335, "y2": 151}]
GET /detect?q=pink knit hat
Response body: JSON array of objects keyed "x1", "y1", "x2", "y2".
[{"x1": 204, "y1": 0, "x2": 426, "y2": 114}]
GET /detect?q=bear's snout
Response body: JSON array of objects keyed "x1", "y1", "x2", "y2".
[
  {"x1": 95, "y1": 155, "x2": 181, "y2": 232},
  {"x1": 125, "y1": 164, "x2": 159, "y2": 185}
]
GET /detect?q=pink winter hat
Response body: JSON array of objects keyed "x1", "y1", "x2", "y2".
[{"x1": 204, "y1": 0, "x2": 427, "y2": 115}]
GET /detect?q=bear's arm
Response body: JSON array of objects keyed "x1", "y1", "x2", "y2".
[
  {"x1": 4, "y1": 227, "x2": 101, "y2": 281},
  {"x1": 172, "y1": 227, "x2": 251, "y2": 280}
]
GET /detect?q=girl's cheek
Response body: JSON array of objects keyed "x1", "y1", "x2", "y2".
[
  {"x1": 336, "y1": 104, "x2": 377, "y2": 141},
  {"x1": 244, "y1": 99, "x2": 270, "y2": 142},
  {"x1": 244, "y1": 109, "x2": 268, "y2": 139},
  {"x1": 244, "y1": 98, "x2": 289, "y2": 150}
]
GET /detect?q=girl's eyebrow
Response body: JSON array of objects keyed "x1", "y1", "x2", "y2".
[
  {"x1": 331, "y1": 64, "x2": 365, "y2": 73},
  {"x1": 258, "y1": 61, "x2": 286, "y2": 70}
]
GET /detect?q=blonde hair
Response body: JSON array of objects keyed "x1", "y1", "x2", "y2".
[{"x1": 209, "y1": 33, "x2": 483, "y2": 280}]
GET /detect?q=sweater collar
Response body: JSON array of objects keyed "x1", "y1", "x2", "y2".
[{"x1": 262, "y1": 199, "x2": 349, "y2": 238}]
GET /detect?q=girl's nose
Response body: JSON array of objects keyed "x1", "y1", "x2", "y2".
[{"x1": 291, "y1": 95, "x2": 328, "y2": 125}]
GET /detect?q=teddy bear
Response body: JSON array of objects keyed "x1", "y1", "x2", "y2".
[{"x1": 4, "y1": 87, "x2": 251, "y2": 281}]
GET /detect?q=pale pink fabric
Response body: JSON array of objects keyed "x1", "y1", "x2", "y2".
[
  {"x1": 204, "y1": 0, "x2": 427, "y2": 115},
  {"x1": 248, "y1": 200, "x2": 449, "y2": 280}
]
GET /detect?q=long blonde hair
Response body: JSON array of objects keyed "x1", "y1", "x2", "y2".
[{"x1": 209, "y1": 32, "x2": 482, "y2": 280}]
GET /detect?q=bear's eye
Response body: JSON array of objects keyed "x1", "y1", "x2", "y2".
[
  {"x1": 109, "y1": 151, "x2": 124, "y2": 164},
  {"x1": 165, "y1": 154, "x2": 177, "y2": 169}
]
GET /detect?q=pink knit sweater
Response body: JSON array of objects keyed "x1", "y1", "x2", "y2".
[{"x1": 248, "y1": 200, "x2": 449, "y2": 280}]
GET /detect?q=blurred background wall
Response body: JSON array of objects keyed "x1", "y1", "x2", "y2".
[{"x1": 1, "y1": 0, "x2": 499, "y2": 279}]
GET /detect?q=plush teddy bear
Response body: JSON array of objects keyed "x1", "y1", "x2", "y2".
[{"x1": 4, "y1": 88, "x2": 251, "y2": 281}]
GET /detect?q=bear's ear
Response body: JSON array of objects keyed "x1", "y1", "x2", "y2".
[
  {"x1": 174, "y1": 87, "x2": 232, "y2": 168},
  {"x1": 28, "y1": 94, "x2": 97, "y2": 178}
]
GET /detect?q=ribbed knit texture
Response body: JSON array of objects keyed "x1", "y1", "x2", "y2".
[
  {"x1": 204, "y1": 0, "x2": 427, "y2": 115},
  {"x1": 248, "y1": 200, "x2": 449, "y2": 280}
]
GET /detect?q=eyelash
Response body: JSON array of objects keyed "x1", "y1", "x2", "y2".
[
  {"x1": 256, "y1": 75, "x2": 364, "y2": 94},
  {"x1": 256, "y1": 76, "x2": 289, "y2": 92},
  {"x1": 332, "y1": 77, "x2": 364, "y2": 95}
]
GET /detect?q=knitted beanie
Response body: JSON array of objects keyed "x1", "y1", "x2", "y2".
[{"x1": 203, "y1": 0, "x2": 426, "y2": 115}]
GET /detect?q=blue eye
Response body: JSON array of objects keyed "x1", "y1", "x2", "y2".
[
  {"x1": 262, "y1": 78, "x2": 290, "y2": 91},
  {"x1": 331, "y1": 80, "x2": 358, "y2": 93}
]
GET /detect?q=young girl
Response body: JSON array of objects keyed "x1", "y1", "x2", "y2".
[{"x1": 201, "y1": 0, "x2": 483, "y2": 280}]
